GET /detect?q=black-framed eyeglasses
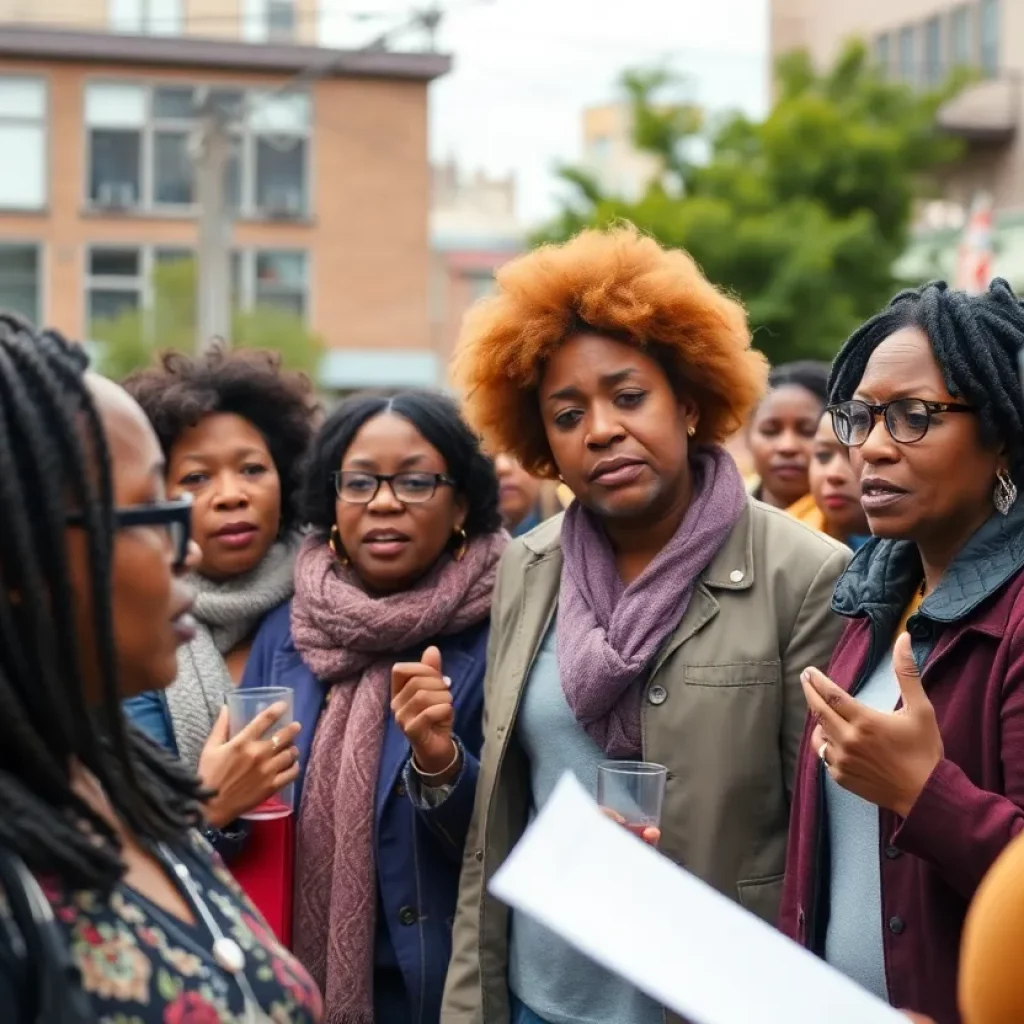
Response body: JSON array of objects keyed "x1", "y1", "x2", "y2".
[
  {"x1": 332, "y1": 471, "x2": 455, "y2": 505},
  {"x1": 828, "y1": 398, "x2": 976, "y2": 447},
  {"x1": 67, "y1": 496, "x2": 193, "y2": 569}
]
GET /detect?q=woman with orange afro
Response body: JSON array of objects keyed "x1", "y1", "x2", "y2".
[{"x1": 440, "y1": 226, "x2": 851, "y2": 1024}]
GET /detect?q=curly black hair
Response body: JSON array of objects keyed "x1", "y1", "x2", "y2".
[
  {"x1": 122, "y1": 347, "x2": 316, "y2": 533},
  {"x1": 303, "y1": 389, "x2": 502, "y2": 539},
  {"x1": 0, "y1": 314, "x2": 202, "y2": 890},
  {"x1": 829, "y1": 278, "x2": 1024, "y2": 478}
]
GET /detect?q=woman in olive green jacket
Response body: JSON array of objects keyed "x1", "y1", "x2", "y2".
[{"x1": 441, "y1": 227, "x2": 850, "y2": 1024}]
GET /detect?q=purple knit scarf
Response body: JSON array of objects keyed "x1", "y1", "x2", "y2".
[
  {"x1": 557, "y1": 446, "x2": 748, "y2": 757},
  {"x1": 289, "y1": 529, "x2": 507, "y2": 1024}
]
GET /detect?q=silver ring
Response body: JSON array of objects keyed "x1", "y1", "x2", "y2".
[{"x1": 817, "y1": 741, "x2": 829, "y2": 764}]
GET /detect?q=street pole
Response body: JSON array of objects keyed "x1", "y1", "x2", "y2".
[{"x1": 193, "y1": 99, "x2": 232, "y2": 355}]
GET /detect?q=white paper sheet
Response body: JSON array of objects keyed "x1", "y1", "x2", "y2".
[{"x1": 489, "y1": 772, "x2": 907, "y2": 1024}]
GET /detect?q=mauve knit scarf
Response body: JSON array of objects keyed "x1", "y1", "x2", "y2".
[
  {"x1": 289, "y1": 530, "x2": 507, "y2": 1024},
  {"x1": 558, "y1": 446, "x2": 748, "y2": 757}
]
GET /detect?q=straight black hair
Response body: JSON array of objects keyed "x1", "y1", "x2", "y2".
[{"x1": 303, "y1": 389, "x2": 502, "y2": 538}]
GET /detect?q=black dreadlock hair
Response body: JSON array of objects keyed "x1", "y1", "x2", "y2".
[
  {"x1": 829, "y1": 278, "x2": 1024, "y2": 480},
  {"x1": 0, "y1": 312, "x2": 203, "y2": 892}
]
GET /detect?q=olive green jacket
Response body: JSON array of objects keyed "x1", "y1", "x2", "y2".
[{"x1": 441, "y1": 498, "x2": 850, "y2": 1024}]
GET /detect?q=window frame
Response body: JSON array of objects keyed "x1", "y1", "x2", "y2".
[
  {"x1": 246, "y1": 247, "x2": 310, "y2": 319},
  {"x1": 897, "y1": 24, "x2": 917, "y2": 86},
  {"x1": 949, "y1": 4, "x2": 974, "y2": 69},
  {"x1": 922, "y1": 15, "x2": 943, "y2": 88},
  {"x1": 874, "y1": 33, "x2": 892, "y2": 77},
  {"x1": 0, "y1": 75, "x2": 48, "y2": 212},
  {"x1": 979, "y1": 0, "x2": 1001, "y2": 78},
  {"x1": 83, "y1": 77, "x2": 312, "y2": 220},
  {"x1": 0, "y1": 241, "x2": 44, "y2": 326},
  {"x1": 110, "y1": 0, "x2": 184, "y2": 36},
  {"x1": 83, "y1": 246, "x2": 311, "y2": 340}
]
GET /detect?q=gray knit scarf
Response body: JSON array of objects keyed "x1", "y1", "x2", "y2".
[{"x1": 164, "y1": 535, "x2": 300, "y2": 772}]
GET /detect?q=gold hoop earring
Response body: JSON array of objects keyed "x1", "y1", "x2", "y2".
[
  {"x1": 328, "y1": 525, "x2": 350, "y2": 567},
  {"x1": 453, "y1": 526, "x2": 468, "y2": 562},
  {"x1": 687, "y1": 425, "x2": 697, "y2": 438}
]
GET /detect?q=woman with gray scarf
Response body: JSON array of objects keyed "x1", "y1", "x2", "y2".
[{"x1": 122, "y1": 348, "x2": 315, "y2": 847}]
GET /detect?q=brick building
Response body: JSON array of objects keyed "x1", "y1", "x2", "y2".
[{"x1": 0, "y1": 5, "x2": 449, "y2": 390}]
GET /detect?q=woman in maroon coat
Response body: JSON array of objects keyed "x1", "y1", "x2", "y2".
[{"x1": 779, "y1": 279, "x2": 1024, "y2": 1024}]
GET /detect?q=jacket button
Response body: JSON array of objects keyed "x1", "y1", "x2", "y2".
[
  {"x1": 648, "y1": 685, "x2": 668, "y2": 706},
  {"x1": 909, "y1": 620, "x2": 929, "y2": 639},
  {"x1": 884, "y1": 844, "x2": 901, "y2": 859},
  {"x1": 888, "y1": 916, "x2": 905, "y2": 935},
  {"x1": 395, "y1": 781, "x2": 407, "y2": 798},
  {"x1": 474, "y1": 849, "x2": 483, "y2": 863},
  {"x1": 399, "y1": 906, "x2": 418, "y2": 926}
]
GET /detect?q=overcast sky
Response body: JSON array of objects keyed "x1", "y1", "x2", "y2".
[{"x1": 322, "y1": 0, "x2": 768, "y2": 225}]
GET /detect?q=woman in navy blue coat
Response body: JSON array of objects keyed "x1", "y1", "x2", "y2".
[{"x1": 244, "y1": 390, "x2": 506, "y2": 1024}]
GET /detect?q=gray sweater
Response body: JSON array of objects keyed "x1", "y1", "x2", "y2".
[{"x1": 508, "y1": 627, "x2": 663, "y2": 1024}]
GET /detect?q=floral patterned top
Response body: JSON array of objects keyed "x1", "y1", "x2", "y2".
[{"x1": 0, "y1": 831, "x2": 322, "y2": 1024}]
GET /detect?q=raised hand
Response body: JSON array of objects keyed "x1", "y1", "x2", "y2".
[
  {"x1": 802, "y1": 632, "x2": 944, "y2": 818},
  {"x1": 391, "y1": 646, "x2": 461, "y2": 787}
]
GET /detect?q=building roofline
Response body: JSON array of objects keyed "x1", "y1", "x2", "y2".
[{"x1": 0, "y1": 24, "x2": 451, "y2": 82}]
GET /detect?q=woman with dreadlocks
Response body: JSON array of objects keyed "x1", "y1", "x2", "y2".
[
  {"x1": 779, "y1": 280, "x2": 1024, "y2": 1024},
  {"x1": 0, "y1": 315, "x2": 321, "y2": 1021}
]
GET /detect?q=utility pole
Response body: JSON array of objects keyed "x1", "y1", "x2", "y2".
[{"x1": 192, "y1": 96, "x2": 232, "y2": 355}]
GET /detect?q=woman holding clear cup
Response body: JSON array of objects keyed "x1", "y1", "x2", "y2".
[
  {"x1": 443, "y1": 227, "x2": 851, "y2": 1024},
  {"x1": 121, "y1": 348, "x2": 315, "y2": 850}
]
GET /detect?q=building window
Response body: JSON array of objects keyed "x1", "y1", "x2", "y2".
[
  {"x1": 268, "y1": 0, "x2": 297, "y2": 40},
  {"x1": 897, "y1": 25, "x2": 916, "y2": 85},
  {"x1": 0, "y1": 77, "x2": 46, "y2": 210},
  {"x1": 110, "y1": 0, "x2": 184, "y2": 36},
  {"x1": 950, "y1": 5, "x2": 973, "y2": 68},
  {"x1": 244, "y1": 0, "x2": 297, "y2": 42},
  {"x1": 980, "y1": 0, "x2": 1000, "y2": 77},
  {"x1": 0, "y1": 244, "x2": 41, "y2": 324},
  {"x1": 874, "y1": 34, "x2": 891, "y2": 77},
  {"x1": 923, "y1": 16, "x2": 943, "y2": 87},
  {"x1": 87, "y1": 246, "x2": 143, "y2": 327},
  {"x1": 152, "y1": 85, "x2": 196, "y2": 206},
  {"x1": 85, "y1": 82, "x2": 309, "y2": 218},
  {"x1": 86, "y1": 83, "x2": 145, "y2": 209},
  {"x1": 250, "y1": 93, "x2": 309, "y2": 218},
  {"x1": 254, "y1": 251, "x2": 307, "y2": 316}
]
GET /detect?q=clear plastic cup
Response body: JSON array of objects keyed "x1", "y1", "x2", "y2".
[
  {"x1": 225, "y1": 686, "x2": 294, "y2": 820},
  {"x1": 597, "y1": 761, "x2": 668, "y2": 839}
]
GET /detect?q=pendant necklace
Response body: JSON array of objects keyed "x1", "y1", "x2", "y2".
[{"x1": 157, "y1": 842, "x2": 269, "y2": 1024}]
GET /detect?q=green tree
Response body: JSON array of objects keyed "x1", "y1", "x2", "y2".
[
  {"x1": 537, "y1": 42, "x2": 970, "y2": 364},
  {"x1": 92, "y1": 257, "x2": 324, "y2": 381}
]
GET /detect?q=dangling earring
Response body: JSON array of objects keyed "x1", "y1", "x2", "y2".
[
  {"x1": 453, "y1": 526, "x2": 468, "y2": 562},
  {"x1": 687, "y1": 425, "x2": 696, "y2": 438},
  {"x1": 994, "y1": 470, "x2": 1017, "y2": 516},
  {"x1": 328, "y1": 525, "x2": 350, "y2": 566}
]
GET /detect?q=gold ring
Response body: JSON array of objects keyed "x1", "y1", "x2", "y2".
[
  {"x1": 271, "y1": 735, "x2": 280, "y2": 752},
  {"x1": 818, "y1": 741, "x2": 829, "y2": 764}
]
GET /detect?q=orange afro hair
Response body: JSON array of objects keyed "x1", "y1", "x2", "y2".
[{"x1": 452, "y1": 224, "x2": 769, "y2": 477}]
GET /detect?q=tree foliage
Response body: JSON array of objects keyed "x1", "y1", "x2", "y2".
[
  {"x1": 537, "y1": 42, "x2": 970, "y2": 363},
  {"x1": 92, "y1": 257, "x2": 324, "y2": 381}
]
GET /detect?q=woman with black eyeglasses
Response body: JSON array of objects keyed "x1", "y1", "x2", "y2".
[
  {"x1": 0, "y1": 316, "x2": 322, "y2": 1023},
  {"x1": 780, "y1": 279, "x2": 1024, "y2": 1024},
  {"x1": 240, "y1": 389, "x2": 506, "y2": 1022}
]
